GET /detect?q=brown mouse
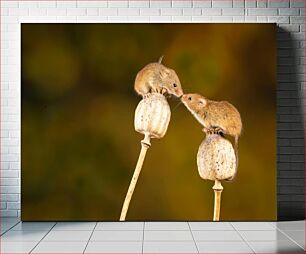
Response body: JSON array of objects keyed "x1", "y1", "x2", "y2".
[
  {"x1": 134, "y1": 56, "x2": 183, "y2": 98},
  {"x1": 181, "y1": 93, "x2": 242, "y2": 177}
]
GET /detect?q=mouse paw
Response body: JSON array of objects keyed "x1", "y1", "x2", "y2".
[
  {"x1": 161, "y1": 88, "x2": 167, "y2": 95},
  {"x1": 202, "y1": 127, "x2": 213, "y2": 135},
  {"x1": 202, "y1": 127, "x2": 208, "y2": 133}
]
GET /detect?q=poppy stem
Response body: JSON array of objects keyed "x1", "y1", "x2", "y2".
[
  {"x1": 213, "y1": 179, "x2": 223, "y2": 221},
  {"x1": 120, "y1": 134, "x2": 151, "y2": 221}
]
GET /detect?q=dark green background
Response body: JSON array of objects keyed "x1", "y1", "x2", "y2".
[{"x1": 22, "y1": 24, "x2": 276, "y2": 221}]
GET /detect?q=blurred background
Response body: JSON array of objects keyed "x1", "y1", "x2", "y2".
[{"x1": 22, "y1": 24, "x2": 276, "y2": 221}]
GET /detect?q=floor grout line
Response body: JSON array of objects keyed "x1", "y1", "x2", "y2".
[
  {"x1": 230, "y1": 222, "x2": 256, "y2": 254},
  {"x1": 228, "y1": 221, "x2": 237, "y2": 231},
  {"x1": 142, "y1": 222, "x2": 145, "y2": 254},
  {"x1": 29, "y1": 222, "x2": 57, "y2": 254},
  {"x1": 0, "y1": 220, "x2": 21, "y2": 236},
  {"x1": 82, "y1": 222, "x2": 97, "y2": 254},
  {"x1": 187, "y1": 222, "x2": 199, "y2": 254},
  {"x1": 268, "y1": 221, "x2": 277, "y2": 229},
  {"x1": 0, "y1": 221, "x2": 304, "y2": 253},
  {"x1": 93, "y1": 229, "x2": 191, "y2": 231},
  {"x1": 276, "y1": 227, "x2": 305, "y2": 250},
  {"x1": 88, "y1": 240, "x2": 197, "y2": 242}
]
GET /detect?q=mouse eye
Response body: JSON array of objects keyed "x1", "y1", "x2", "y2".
[
  {"x1": 173, "y1": 83, "x2": 177, "y2": 87},
  {"x1": 188, "y1": 97, "x2": 192, "y2": 101}
]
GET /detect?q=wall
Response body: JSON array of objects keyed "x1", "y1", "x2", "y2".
[{"x1": 0, "y1": 0, "x2": 305, "y2": 220}]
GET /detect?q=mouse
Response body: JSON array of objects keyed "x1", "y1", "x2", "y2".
[
  {"x1": 181, "y1": 93, "x2": 242, "y2": 179},
  {"x1": 134, "y1": 56, "x2": 183, "y2": 98}
]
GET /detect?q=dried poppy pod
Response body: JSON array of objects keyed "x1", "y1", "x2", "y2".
[
  {"x1": 120, "y1": 93, "x2": 171, "y2": 221},
  {"x1": 197, "y1": 134, "x2": 237, "y2": 221},
  {"x1": 134, "y1": 93, "x2": 171, "y2": 140},
  {"x1": 197, "y1": 134, "x2": 236, "y2": 181}
]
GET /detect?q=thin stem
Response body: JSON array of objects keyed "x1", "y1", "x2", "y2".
[
  {"x1": 213, "y1": 180, "x2": 223, "y2": 221},
  {"x1": 120, "y1": 134, "x2": 151, "y2": 221}
]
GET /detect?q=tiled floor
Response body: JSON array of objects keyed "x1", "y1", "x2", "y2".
[{"x1": 0, "y1": 218, "x2": 304, "y2": 253}]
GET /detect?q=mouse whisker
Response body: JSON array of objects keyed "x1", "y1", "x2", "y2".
[{"x1": 172, "y1": 101, "x2": 182, "y2": 112}]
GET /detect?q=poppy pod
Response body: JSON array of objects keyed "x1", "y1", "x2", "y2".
[
  {"x1": 197, "y1": 134, "x2": 236, "y2": 181},
  {"x1": 134, "y1": 93, "x2": 171, "y2": 140},
  {"x1": 197, "y1": 134, "x2": 237, "y2": 221},
  {"x1": 120, "y1": 93, "x2": 171, "y2": 221}
]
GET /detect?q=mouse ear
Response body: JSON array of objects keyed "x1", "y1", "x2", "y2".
[
  {"x1": 199, "y1": 98, "x2": 207, "y2": 106},
  {"x1": 164, "y1": 68, "x2": 171, "y2": 76},
  {"x1": 158, "y1": 55, "x2": 164, "y2": 64},
  {"x1": 159, "y1": 69, "x2": 171, "y2": 79}
]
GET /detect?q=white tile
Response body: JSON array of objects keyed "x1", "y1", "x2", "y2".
[
  {"x1": 96, "y1": 222, "x2": 143, "y2": 231},
  {"x1": 276, "y1": 221, "x2": 305, "y2": 231},
  {"x1": 247, "y1": 8, "x2": 278, "y2": 16},
  {"x1": 1, "y1": 230, "x2": 47, "y2": 241},
  {"x1": 149, "y1": 16, "x2": 172, "y2": 22},
  {"x1": 172, "y1": 16, "x2": 192, "y2": 22},
  {"x1": 144, "y1": 231, "x2": 193, "y2": 241},
  {"x1": 1, "y1": 229, "x2": 8, "y2": 234},
  {"x1": 196, "y1": 241, "x2": 253, "y2": 253},
  {"x1": 145, "y1": 222, "x2": 189, "y2": 230},
  {"x1": 172, "y1": 0, "x2": 192, "y2": 7},
  {"x1": 43, "y1": 230, "x2": 91, "y2": 242},
  {"x1": 212, "y1": 0, "x2": 233, "y2": 7},
  {"x1": 12, "y1": 222, "x2": 55, "y2": 231},
  {"x1": 296, "y1": 240, "x2": 305, "y2": 250},
  {"x1": 290, "y1": 0, "x2": 305, "y2": 7},
  {"x1": 268, "y1": 0, "x2": 289, "y2": 8},
  {"x1": 52, "y1": 222, "x2": 96, "y2": 230},
  {"x1": 128, "y1": 16, "x2": 150, "y2": 22},
  {"x1": 143, "y1": 241, "x2": 198, "y2": 253},
  {"x1": 161, "y1": 8, "x2": 183, "y2": 16},
  {"x1": 268, "y1": 222, "x2": 278, "y2": 228},
  {"x1": 91, "y1": 230, "x2": 143, "y2": 241},
  {"x1": 108, "y1": 0, "x2": 128, "y2": 7},
  {"x1": 1, "y1": 241, "x2": 37, "y2": 253},
  {"x1": 231, "y1": 222, "x2": 276, "y2": 230},
  {"x1": 0, "y1": 217, "x2": 20, "y2": 224},
  {"x1": 190, "y1": 222, "x2": 234, "y2": 231},
  {"x1": 150, "y1": 0, "x2": 171, "y2": 7},
  {"x1": 193, "y1": 0, "x2": 211, "y2": 7},
  {"x1": 239, "y1": 230, "x2": 290, "y2": 241},
  {"x1": 78, "y1": 1, "x2": 107, "y2": 8},
  {"x1": 283, "y1": 230, "x2": 305, "y2": 241},
  {"x1": 202, "y1": 7, "x2": 221, "y2": 15},
  {"x1": 233, "y1": 0, "x2": 245, "y2": 7},
  {"x1": 86, "y1": 8, "x2": 99, "y2": 16},
  {"x1": 57, "y1": 1, "x2": 77, "y2": 8},
  {"x1": 193, "y1": 231, "x2": 242, "y2": 241},
  {"x1": 0, "y1": 221, "x2": 20, "y2": 230},
  {"x1": 183, "y1": 8, "x2": 201, "y2": 15},
  {"x1": 212, "y1": 16, "x2": 233, "y2": 22},
  {"x1": 85, "y1": 241, "x2": 142, "y2": 253},
  {"x1": 249, "y1": 241, "x2": 304, "y2": 253},
  {"x1": 140, "y1": 8, "x2": 160, "y2": 15},
  {"x1": 129, "y1": 0, "x2": 149, "y2": 7},
  {"x1": 32, "y1": 241, "x2": 87, "y2": 253},
  {"x1": 0, "y1": 222, "x2": 18, "y2": 231}
]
